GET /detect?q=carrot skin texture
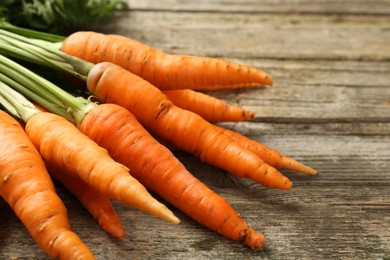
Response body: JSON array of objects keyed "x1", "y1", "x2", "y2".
[
  {"x1": 0, "y1": 111, "x2": 94, "y2": 260},
  {"x1": 215, "y1": 126, "x2": 318, "y2": 175},
  {"x1": 25, "y1": 112, "x2": 179, "y2": 225},
  {"x1": 46, "y1": 163, "x2": 126, "y2": 239},
  {"x1": 163, "y1": 89, "x2": 255, "y2": 122},
  {"x1": 62, "y1": 31, "x2": 273, "y2": 90},
  {"x1": 79, "y1": 103, "x2": 265, "y2": 249},
  {"x1": 87, "y1": 62, "x2": 292, "y2": 190}
]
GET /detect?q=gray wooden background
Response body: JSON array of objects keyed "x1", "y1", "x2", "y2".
[{"x1": 1, "y1": 0, "x2": 390, "y2": 259}]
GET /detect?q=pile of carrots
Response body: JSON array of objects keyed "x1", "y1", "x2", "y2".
[{"x1": 0, "y1": 27, "x2": 317, "y2": 259}]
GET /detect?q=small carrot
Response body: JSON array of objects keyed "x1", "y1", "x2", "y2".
[
  {"x1": 87, "y1": 62, "x2": 292, "y2": 190},
  {"x1": 163, "y1": 89, "x2": 255, "y2": 122},
  {"x1": 215, "y1": 125, "x2": 318, "y2": 175},
  {"x1": 0, "y1": 70, "x2": 179, "y2": 226},
  {"x1": 46, "y1": 162, "x2": 126, "y2": 239},
  {"x1": 60, "y1": 31, "x2": 273, "y2": 90},
  {"x1": 0, "y1": 110, "x2": 95, "y2": 259}
]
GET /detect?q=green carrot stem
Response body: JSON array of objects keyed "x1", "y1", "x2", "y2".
[
  {"x1": 0, "y1": 54, "x2": 94, "y2": 126},
  {"x1": 0, "y1": 72, "x2": 72, "y2": 122},
  {"x1": 0, "y1": 20, "x2": 66, "y2": 42},
  {"x1": 0, "y1": 29, "x2": 93, "y2": 80},
  {"x1": 0, "y1": 80, "x2": 39, "y2": 122}
]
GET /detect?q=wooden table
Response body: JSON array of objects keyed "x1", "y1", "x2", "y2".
[{"x1": 1, "y1": 0, "x2": 390, "y2": 259}]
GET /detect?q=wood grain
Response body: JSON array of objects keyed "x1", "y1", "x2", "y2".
[
  {"x1": 1, "y1": 0, "x2": 390, "y2": 259},
  {"x1": 126, "y1": 0, "x2": 390, "y2": 15}
]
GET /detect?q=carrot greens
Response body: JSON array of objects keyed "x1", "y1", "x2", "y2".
[{"x1": 0, "y1": 0, "x2": 128, "y2": 34}]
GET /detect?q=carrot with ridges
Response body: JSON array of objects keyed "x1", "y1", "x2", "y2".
[
  {"x1": 0, "y1": 109, "x2": 95, "y2": 260},
  {"x1": 60, "y1": 31, "x2": 273, "y2": 90},
  {"x1": 79, "y1": 103, "x2": 265, "y2": 249},
  {"x1": 163, "y1": 89, "x2": 255, "y2": 122}
]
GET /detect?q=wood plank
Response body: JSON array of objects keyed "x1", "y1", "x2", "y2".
[
  {"x1": 91, "y1": 12, "x2": 390, "y2": 61},
  {"x1": 126, "y1": 0, "x2": 390, "y2": 16}
]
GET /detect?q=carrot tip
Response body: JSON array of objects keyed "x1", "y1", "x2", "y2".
[
  {"x1": 243, "y1": 229, "x2": 265, "y2": 249},
  {"x1": 279, "y1": 156, "x2": 318, "y2": 175},
  {"x1": 169, "y1": 215, "x2": 181, "y2": 225}
]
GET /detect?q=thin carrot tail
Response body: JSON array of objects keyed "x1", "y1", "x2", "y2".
[
  {"x1": 217, "y1": 126, "x2": 318, "y2": 175},
  {"x1": 277, "y1": 156, "x2": 318, "y2": 175},
  {"x1": 163, "y1": 89, "x2": 255, "y2": 122},
  {"x1": 25, "y1": 112, "x2": 179, "y2": 225},
  {"x1": 46, "y1": 163, "x2": 126, "y2": 239}
]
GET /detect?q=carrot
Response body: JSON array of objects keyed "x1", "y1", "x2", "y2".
[
  {"x1": 215, "y1": 125, "x2": 318, "y2": 175},
  {"x1": 0, "y1": 110, "x2": 95, "y2": 259},
  {"x1": 87, "y1": 62, "x2": 292, "y2": 190},
  {"x1": 0, "y1": 69, "x2": 179, "y2": 226},
  {"x1": 46, "y1": 162, "x2": 126, "y2": 239},
  {"x1": 163, "y1": 89, "x2": 255, "y2": 122},
  {"x1": 33, "y1": 103, "x2": 126, "y2": 237},
  {"x1": 79, "y1": 103, "x2": 265, "y2": 249},
  {"x1": 60, "y1": 31, "x2": 273, "y2": 90}
]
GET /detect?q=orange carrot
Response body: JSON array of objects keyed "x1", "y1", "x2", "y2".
[
  {"x1": 33, "y1": 103, "x2": 126, "y2": 237},
  {"x1": 215, "y1": 125, "x2": 318, "y2": 175},
  {"x1": 0, "y1": 110, "x2": 94, "y2": 259},
  {"x1": 87, "y1": 62, "x2": 291, "y2": 190},
  {"x1": 163, "y1": 89, "x2": 255, "y2": 122},
  {"x1": 46, "y1": 162, "x2": 126, "y2": 239},
  {"x1": 79, "y1": 103, "x2": 265, "y2": 249},
  {"x1": 25, "y1": 111, "x2": 179, "y2": 225},
  {"x1": 61, "y1": 31, "x2": 273, "y2": 90}
]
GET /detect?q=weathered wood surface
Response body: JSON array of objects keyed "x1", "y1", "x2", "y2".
[{"x1": 1, "y1": 0, "x2": 390, "y2": 259}]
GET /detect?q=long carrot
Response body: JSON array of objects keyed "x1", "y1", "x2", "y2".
[
  {"x1": 0, "y1": 110, "x2": 95, "y2": 259},
  {"x1": 87, "y1": 62, "x2": 292, "y2": 190},
  {"x1": 163, "y1": 89, "x2": 255, "y2": 122},
  {"x1": 60, "y1": 31, "x2": 273, "y2": 91},
  {"x1": 79, "y1": 103, "x2": 265, "y2": 249},
  {"x1": 46, "y1": 162, "x2": 126, "y2": 239},
  {"x1": 0, "y1": 70, "x2": 179, "y2": 226},
  {"x1": 0, "y1": 34, "x2": 266, "y2": 249},
  {"x1": 215, "y1": 125, "x2": 318, "y2": 175}
]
